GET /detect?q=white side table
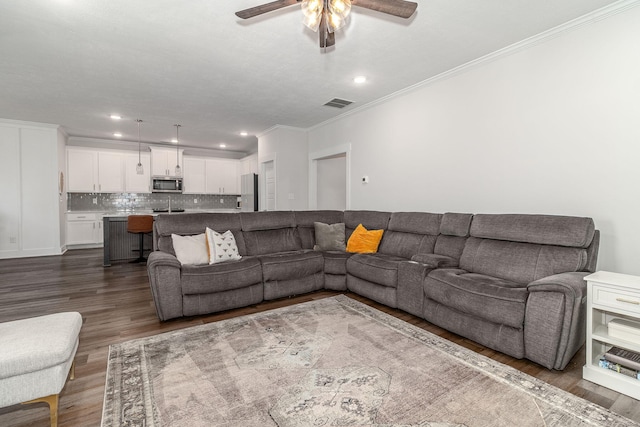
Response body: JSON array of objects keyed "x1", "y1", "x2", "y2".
[{"x1": 583, "y1": 271, "x2": 640, "y2": 400}]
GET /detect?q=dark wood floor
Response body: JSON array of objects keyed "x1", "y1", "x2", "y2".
[{"x1": 0, "y1": 249, "x2": 638, "y2": 426}]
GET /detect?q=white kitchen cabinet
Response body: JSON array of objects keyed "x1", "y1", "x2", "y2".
[
  {"x1": 97, "y1": 151, "x2": 124, "y2": 192},
  {"x1": 240, "y1": 153, "x2": 258, "y2": 175},
  {"x1": 206, "y1": 158, "x2": 239, "y2": 194},
  {"x1": 124, "y1": 153, "x2": 151, "y2": 193},
  {"x1": 583, "y1": 271, "x2": 640, "y2": 400},
  {"x1": 67, "y1": 148, "x2": 124, "y2": 193},
  {"x1": 183, "y1": 157, "x2": 206, "y2": 194},
  {"x1": 151, "y1": 147, "x2": 183, "y2": 177},
  {"x1": 67, "y1": 149, "x2": 97, "y2": 192},
  {"x1": 66, "y1": 213, "x2": 104, "y2": 246}
]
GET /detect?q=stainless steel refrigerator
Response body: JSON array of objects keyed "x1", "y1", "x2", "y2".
[{"x1": 240, "y1": 173, "x2": 258, "y2": 211}]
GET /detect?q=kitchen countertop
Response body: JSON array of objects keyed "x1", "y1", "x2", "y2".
[{"x1": 68, "y1": 208, "x2": 241, "y2": 217}]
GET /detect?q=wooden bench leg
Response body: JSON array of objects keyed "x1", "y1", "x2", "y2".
[{"x1": 22, "y1": 394, "x2": 59, "y2": 427}]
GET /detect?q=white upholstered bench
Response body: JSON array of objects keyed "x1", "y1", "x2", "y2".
[{"x1": 0, "y1": 312, "x2": 82, "y2": 427}]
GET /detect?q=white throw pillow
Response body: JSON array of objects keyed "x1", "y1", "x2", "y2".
[
  {"x1": 205, "y1": 227, "x2": 242, "y2": 264},
  {"x1": 171, "y1": 233, "x2": 209, "y2": 265}
]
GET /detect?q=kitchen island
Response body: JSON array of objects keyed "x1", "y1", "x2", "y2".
[{"x1": 102, "y1": 209, "x2": 239, "y2": 266}]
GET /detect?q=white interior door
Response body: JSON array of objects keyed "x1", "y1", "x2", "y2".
[{"x1": 264, "y1": 160, "x2": 276, "y2": 211}]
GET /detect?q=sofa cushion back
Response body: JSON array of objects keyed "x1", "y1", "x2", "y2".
[
  {"x1": 240, "y1": 211, "x2": 302, "y2": 255},
  {"x1": 459, "y1": 214, "x2": 595, "y2": 283},
  {"x1": 154, "y1": 213, "x2": 246, "y2": 256},
  {"x1": 378, "y1": 212, "x2": 442, "y2": 259},
  {"x1": 434, "y1": 212, "x2": 473, "y2": 260},
  {"x1": 294, "y1": 210, "x2": 345, "y2": 249},
  {"x1": 469, "y1": 214, "x2": 595, "y2": 248},
  {"x1": 240, "y1": 211, "x2": 296, "y2": 231},
  {"x1": 344, "y1": 211, "x2": 391, "y2": 241},
  {"x1": 460, "y1": 237, "x2": 588, "y2": 284}
]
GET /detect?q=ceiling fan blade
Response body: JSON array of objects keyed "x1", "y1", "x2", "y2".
[
  {"x1": 235, "y1": 0, "x2": 300, "y2": 19},
  {"x1": 351, "y1": 0, "x2": 417, "y2": 19}
]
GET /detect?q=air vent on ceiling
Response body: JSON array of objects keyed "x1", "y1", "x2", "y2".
[{"x1": 324, "y1": 98, "x2": 354, "y2": 109}]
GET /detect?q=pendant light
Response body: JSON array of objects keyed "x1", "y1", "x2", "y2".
[
  {"x1": 135, "y1": 119, "x2": 144, "y2": 175},
  {"x1": 174, "y1": 124, "x2": 181, "y2": 176}
]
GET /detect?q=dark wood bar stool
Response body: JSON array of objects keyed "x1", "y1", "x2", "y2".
[{"x1": 127, "y1": 215, "x2": 154, "y2": 263}]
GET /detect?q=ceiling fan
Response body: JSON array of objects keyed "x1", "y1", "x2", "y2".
[{"x1": 236, "y1": 0, "x2": 418, "y2": 48}]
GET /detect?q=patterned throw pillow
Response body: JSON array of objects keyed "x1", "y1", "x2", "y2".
[{"x1": 205, "y1": 227, "x2": 242, "y2": 264}]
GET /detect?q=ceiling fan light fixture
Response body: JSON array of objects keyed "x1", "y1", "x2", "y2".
[
  {"x1": 301, "y1": 0, "x2": 323, "y2": 17},
  {"x1": 303, "y1": 12, "x2": 322, "y2": 31},
  {"x1": 328, "y1": 13, "x2": 345, "y2": 32},
  {"x1": 237, "y1": 0, "x2": 416, "y2": 48},
  {"x1": 328, "y1": 0, "x2": 351, "y2": 18},
  {"x1": 302, "y1": 0, "x2": 351, "y2": 33}
]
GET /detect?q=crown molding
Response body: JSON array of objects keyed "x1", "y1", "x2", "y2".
[
  {"x1": 0, "y1": 117, "x2": 59, "y2": 130},
  {"x1": 66, "y1": 137, "x2": 246, "y2": 159},
  {"x1": 257, "y1": 124, "x2": 308, "y2": 138}
]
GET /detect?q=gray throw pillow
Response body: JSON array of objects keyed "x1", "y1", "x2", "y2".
[{"x1": 313, "y1": 222, "x2": 346, "y2": 251}]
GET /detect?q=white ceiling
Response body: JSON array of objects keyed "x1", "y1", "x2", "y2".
[{"x1": 0, "y1": 0, "x2": 623, "y2": 155}]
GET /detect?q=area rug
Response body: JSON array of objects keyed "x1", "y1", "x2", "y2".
[{"x1": 101, "y1": 295, "x2": 638, "y2": 427}]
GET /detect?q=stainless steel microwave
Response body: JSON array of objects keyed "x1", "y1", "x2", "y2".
[{"x1": 152, "y1": 177, "x2": 183, "y2": 193}]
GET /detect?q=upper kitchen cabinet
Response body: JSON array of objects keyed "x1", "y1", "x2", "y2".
[
  {"x1": 240, "y1": 153, "x2": 258, "y2": 175},
  {"x1": 206, "y1": 158, "x2": 239, "y2": 194},
  {"x1": 183, "y1": 157, "x2": 206, "y2": 194},
  {"x1": 98, "y1": 151, "x2": 124, "y2": 192},
  {"x1": 124, "y1": 152, "x2": 151, "y2": 193},
  {"x1": 67, "y1": 148, "x2": 124, "y2": 193},
  {"x1": 151, "y1": 147, "x2": 183, "y2": 177}
]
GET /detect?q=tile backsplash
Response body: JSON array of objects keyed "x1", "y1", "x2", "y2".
[{"x1": 68, "y1": 193, "x2": 239, "y2": 212}]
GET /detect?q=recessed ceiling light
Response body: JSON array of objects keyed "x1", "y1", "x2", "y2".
[
  {"x1": 110, "y1": 114, "x2": 122, "y2": 120},
  {"x1": 220, "y1": 143, "x2": 227, "y2": 148},
  {"x1": 171, "y1": 138, "x2": 178, "y2": 143},
  {"x1": 353, "y1": 76, "x2": 367, "y2": 84},
  {"x1": 240, "y1": 131, "x2": 248, "y2": 137},
  {"x1": 113, "y1": 132, "x2": 122, "y2": 137}
]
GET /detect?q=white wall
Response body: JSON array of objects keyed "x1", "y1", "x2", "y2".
[
  {"x1": 308, "y1": 6, "x2": 640, "y2": 275},
  {"x1": 258, "y1": 126, "x2": 309, "y2": 210},
  {"x1": 0, "y1": 119, "x2": 64, "y2": 258},
  {"x1": 317, "y1": 155, "x2": 347, "y2": 210}
]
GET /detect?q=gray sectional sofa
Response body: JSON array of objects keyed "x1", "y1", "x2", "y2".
[{"x1": 147, "y1": 210, "x2": 599, "y2": 370}]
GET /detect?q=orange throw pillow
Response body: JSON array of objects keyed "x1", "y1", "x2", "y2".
[{"x1": 346, "y1": 224, "x2": 384, "y2": 254}]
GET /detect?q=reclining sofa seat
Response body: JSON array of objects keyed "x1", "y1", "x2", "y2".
[
  {"x1": 422, "y1": 213, "x2": 600, "y2": 370},
  {"x1": 149, "y1": 213, "x2": 263, "y2": 320},
  {"x1": 346, "y1": 211, "x2": 441, "y2": 308},
  {"x1": 240, "y1": 211, "x2": 325, "y2": 300}
]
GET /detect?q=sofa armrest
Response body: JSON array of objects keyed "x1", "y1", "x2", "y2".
[
  {"x1": 147, "y1": 251, "x2": 184, "y2": 321},
  {"x1": 411, "y1": 253, "x2": 458, "y2": 268},
  {"x1": 397, "y1": 261, "x2": 434, "y2": 317},
  {"x1": 524, "y1": 271, "x2": 589, "y2": 370}
]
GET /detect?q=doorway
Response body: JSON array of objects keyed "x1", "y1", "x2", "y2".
[
  {"x1": 308, "y1": 144, "x2": 350, "y2": 210},
  {"x1": 262, "y1": 160, "x2": 276, "y2": 211},
  {"x1": 317, "y1": 154, "x2": 347, "y2": 210}
]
